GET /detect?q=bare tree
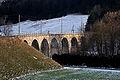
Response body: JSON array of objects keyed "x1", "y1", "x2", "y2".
[
  {"x1": 91, "y1": 11, "x2": 120, "y2": 56},
  {"x1": 2, "y1": 24, "x2": 13, "y2": 36},
  {"x1": 0, "y1": 15, "x2": 13, "y2": 36},
  {"x1": 0, "y1": 21, "x2": 13, "y2": 36}
]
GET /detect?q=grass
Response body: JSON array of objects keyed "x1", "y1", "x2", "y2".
[
  {"x1": 14, "y1": 68, "x2": 120, "y2": 80},
  {"x1": 0, "y1": 37, "x2": 62, "y2": 80}
]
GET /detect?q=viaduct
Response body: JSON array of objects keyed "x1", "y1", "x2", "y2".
[{"x1": 18, "y1": 33, "x2": 84, "y2": 58}]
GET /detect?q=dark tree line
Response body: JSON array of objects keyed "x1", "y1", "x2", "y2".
[
  {"x1": 0, "y1": 0, "x2": 120, "y2": 25},
  {"x1": 85, "y1": 0, "x2": 120, "y2": 32}
]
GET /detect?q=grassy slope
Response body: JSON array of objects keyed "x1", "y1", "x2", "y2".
[{"x1": 0, "y1": 37, "x2": 62, "y2": 80}]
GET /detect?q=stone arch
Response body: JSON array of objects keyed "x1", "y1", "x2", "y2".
[
  {"x1": 50, "y1": 38, "x2": 59, "y2": 56},
  {"x1": 32, "y1": 39, "x2": 39, "y2": 50},
  {"x1": 41, "y1": 38, "x2": 49, "y2": 57},
  {"x1": 71, "y1": 37, "x2": 78, "y2": 54},
  {"x1": 61, "y1": 38, "x2": 69, "y2": 54},
  {"x1": 24, "y1": 40, "x2": 28, "y2": 44}
]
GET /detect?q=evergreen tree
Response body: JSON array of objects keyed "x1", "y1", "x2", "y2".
[{"x1": 0, "y1": 0, "x2": 119, "y2": 25}]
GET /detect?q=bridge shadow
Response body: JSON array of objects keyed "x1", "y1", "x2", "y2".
[
  {"x1": 41, "y1": 39, "x2": 49, "y2": 57},
  {"x1": 32, "y1": 39, "x2": 39, "y2": 50},
  {"x1": 50, "y1": 38, "x2": 59, "y2": 57},
  {"x1": 71, "y1": 37, "x2": 78, "y2": 54},
  {"x1": 52, "y1": 54, "x2": 120, "y2": 68},
  {"x1": 61, "y1": 38, "x2": 69, "y2": 54},
  {"x1": 24, "y1": 40, "x2": 28, "y2": 44}
]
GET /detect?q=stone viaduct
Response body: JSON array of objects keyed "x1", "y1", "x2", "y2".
[{"x1": 18, "y1": 33, "x2": 84, "y2": 58}]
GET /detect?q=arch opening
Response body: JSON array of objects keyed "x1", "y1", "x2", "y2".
[
  {"x1": 61, "y1": 38, "x2": 69, "y2": 54},
  {"x1": 41, "y1": 39, "x2": 49, "y2": 57},
  {"x1": 50, "y1": 38, "x2": 59, "y2": 56},
  {"x1": 24, "y1": 40, "x2": 28, "y2": 44},
  {"x1": 32, "y1": 39, "x2": 39, "y2": 50},
  {"x1": 71, "y1": 37, "x2": 78, "y2": 54}
]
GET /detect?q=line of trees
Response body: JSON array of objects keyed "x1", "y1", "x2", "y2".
[{"x1": 82, "y1": 11, "x2": 120, "y2": 56}]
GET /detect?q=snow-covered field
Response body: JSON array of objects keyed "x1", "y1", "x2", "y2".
[
  {"x1": 9, "y1": 14, "x2": 88, "y2": 35},
  {"x1": 13, "y1": 67, "x2": 120, "y2": 80}
]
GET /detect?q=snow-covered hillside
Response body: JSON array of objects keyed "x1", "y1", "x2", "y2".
[{"x1": 9, "y1": 14, "x2": 89, "y2": 35}]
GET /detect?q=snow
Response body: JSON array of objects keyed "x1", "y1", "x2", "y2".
[
  {"x1": 3, "y1": 14, "x2": 88, "y2": 35},
  {"x1": 33, "y1": 56, "x2": 37, "y2": 60},
  {"x1": 64, "y1": 67, "x2": 120, "y2": 73}
]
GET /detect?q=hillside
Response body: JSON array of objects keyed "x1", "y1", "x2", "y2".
[
  {"x1": 0, "y1": 14, "x2": 88, "y2": 35},
  {"x1": 0, "y1": 37, "x2": 62, "y2": 80}
]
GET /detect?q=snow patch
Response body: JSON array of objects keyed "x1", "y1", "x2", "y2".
[
  {"x1": 64, "y1": 67, "x2": 120, "y2": 73},
  {"x1": 33, "y1": 56, "x2": 37, "y2": 60}
]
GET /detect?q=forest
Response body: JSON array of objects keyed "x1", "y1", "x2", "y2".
[{"x1": 0, "y1": 0, "x2": 120, "y2": 24}]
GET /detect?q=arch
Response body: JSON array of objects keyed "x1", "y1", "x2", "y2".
[
  {"x1": 71, "y1": 37, "x2": 78, "y2": 54},
  {"x1": 32, "y1": 39, "x2": 39, "y2": 50},
  {"x1": 50, "y1": 38, "x2": 59, "y2": 56},
  {"x1": 41, "y1": 39, "x2": 49, "y2": 57},
  {"x1": 61, "y1": 38, "x2": 69, "y2": 54},
  {"x1": 24, "y1": 40, "x2": 28, "y2": 44}
]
